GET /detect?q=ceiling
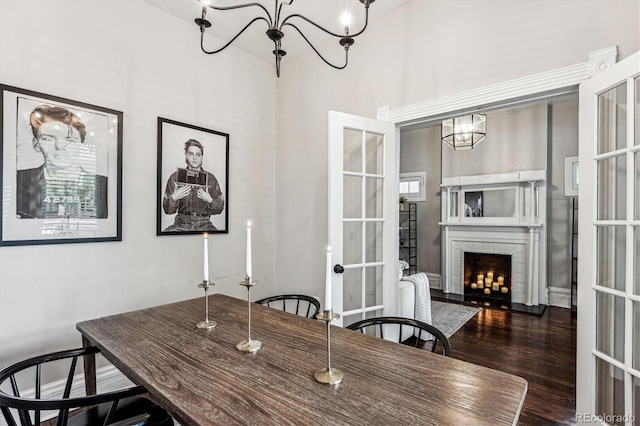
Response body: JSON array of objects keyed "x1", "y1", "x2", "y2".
[{"x1": 144, "y1": 0, "x2": 409, "y2": 64}]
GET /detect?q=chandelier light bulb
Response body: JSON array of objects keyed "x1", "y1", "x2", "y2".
[{"x1": 341, "y1": 10, "x2": 352, "y2": 33}]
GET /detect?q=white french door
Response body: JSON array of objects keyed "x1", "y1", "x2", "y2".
[
  {"x1": 577, "y1": 51, "x2": 640, "y2": 423},
  {"x1": 328, "y1": 111, "x2": 398, "y2": 327}
]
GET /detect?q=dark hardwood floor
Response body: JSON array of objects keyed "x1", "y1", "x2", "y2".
[{"x1": 448, "y1": 306, "x2": 577, "y2": 426}]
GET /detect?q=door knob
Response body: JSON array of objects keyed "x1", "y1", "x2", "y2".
[{"x1": 333, "y1": 264, "x2": 344, "y2": 274}]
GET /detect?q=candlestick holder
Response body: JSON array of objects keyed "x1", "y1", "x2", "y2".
[
  {"x1": 314, "y1": 309, "x2": 343, "y2": 385},
  {"x1": 196, "y1": 280, "x2": 216, "y2": 330},
  {"x1": 236, "y1": 277, "x2": 262, "y2": 353}
]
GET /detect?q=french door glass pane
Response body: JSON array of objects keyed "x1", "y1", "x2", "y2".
[
  {"x1": 343, "y1": 222, "x2": 362, "y2": 265},
  {"x1": 596, "y1": 226, "x2": 626, "y2": 291},
  {"x1": 596, "y1": 291, "x2": 625, "y2": 362},
  {"x1": 634, "y1": 375, "x2": 640, "y2": 422},
  {"x1": 633, "y1": 151, "x2": 640, "y2": 220},
  {"x1": 342, "y1": 313, "x2": 360, "y2": 328},
  {"x1": 634, "y1": 301, "x2": 640, "y2": 370},
  {"x1": 364, "y1": 265, "x2": 384, "y2": 307},
  {"x1": 597, "y1": 155, "x2": 627, "y2": 221},
  {"x1": 343, "y1": 267, "x2": 362, "y2": 312},
  {"x1": 635, "y1": 76, "x2": 639, "y2": 146},
  {"x1": 365, "y1": 222, "x2": 383, "y2": 263},
  {"x1": 365, "y1": 133, "x2": 384, "y2": 175},
  {"x1": 344, "y1": 129, "x2": 362, "y2": 173},
  {"x1": 597, "y1": 82, "x2": 627, "y2": 155},
  {"x1": 344, "y1": 175, "x2": 361, "y2": 218},
  {"x1": 366, "y1": 177, "x2": 383, "y2": 218},
  {"x1": 635, "y1": 226, "x2": 640, "y2": 296},
  {"x1": 365, "y1": 309, "x2": 384, "y2": 319},
  {"x1": 596, "y1": 357, "x2": 626, "y2": 421}
]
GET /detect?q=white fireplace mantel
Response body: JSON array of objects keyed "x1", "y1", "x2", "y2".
[{"x1": 440, "y1": 171, "x2": 547, "y2": 306}]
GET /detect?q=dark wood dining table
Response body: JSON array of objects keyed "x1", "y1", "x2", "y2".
[{"x1": 77, "y1": 294, "x2": 527, "y2": 425}]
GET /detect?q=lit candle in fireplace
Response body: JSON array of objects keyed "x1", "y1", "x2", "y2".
[
  {"x1": 477, "y1": 274, "x2": 484, "y2": 281},
  {"x1": 483, "y1": 288, "x2": 491, "y2": 295},
  {"x1": 485, "y1": 277, "x2": 492, "y2": 286},
  {"x1": 492, "y1": 282, "x2": 499, "y2": 291},
  {"x1": 498, "y1": 276, "x2": 504, "y2": 285},
  {"x1": 501, "y1": 286, "x2": 509, "y2": 293},
  {"x1": 471, "y1": 283, "x2": 478, "y2": 289},
  {"x1": 487, "y1": 272, "x2": 493, "y2": 281}
]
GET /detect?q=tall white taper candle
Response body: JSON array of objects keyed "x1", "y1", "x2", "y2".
[
  {"x1": 203, "y1": 233, "x2": 209, "y2": 282},
  {"x1": 246, "y1": 222, "x2": 252, "y2": 281},
  {"x1": 325, "y1": 247, "x2": 332, "y2": 311}
]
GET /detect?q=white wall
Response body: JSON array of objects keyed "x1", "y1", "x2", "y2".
[
  {"x1": 274, "y1": 0, "x2": 639, "y2": 306},
  {"x1": 0, "y1": 0, "x2": 276, "y2": 367}
]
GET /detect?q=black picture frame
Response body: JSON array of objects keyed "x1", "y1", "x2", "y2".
[
  {"x1": 0, "y1": 84, "x2": 123, "y2": 246},
  {"x1": 157, "y1": 118, "x2": 229, "y2": 235},
  {"x1": 464, "y1": 191, "x2": 483, "y2": 217}
]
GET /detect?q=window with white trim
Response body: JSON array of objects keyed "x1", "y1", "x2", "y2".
[{"x1": 399, "y1": 171, "x2": 426, "y2": 202}]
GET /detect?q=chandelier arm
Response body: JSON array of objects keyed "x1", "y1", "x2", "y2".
[
  {"x1": 200, "y1": 16, "x2": 269, "y2": 55},
  {"x1": 284, "y1": 23, "x2": 349, "y2": 70},
  {"x1": 202, "y1": 2, "x2": 273, "y2": 27},
  {"x1": 276, "y1": 0, "x2": 294, "y2": 25},
  {"x1": 279, "y1": 5, "x2": 370, "y2": 38}
]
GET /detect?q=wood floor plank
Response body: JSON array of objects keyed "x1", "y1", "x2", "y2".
[{"x1": 448, "y1": 306, "x2": 576, "y2": 426}]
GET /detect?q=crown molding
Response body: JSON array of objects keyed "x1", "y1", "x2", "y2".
[{"x1": 378, "y1": 46, "x2": 619, "y2": 127}]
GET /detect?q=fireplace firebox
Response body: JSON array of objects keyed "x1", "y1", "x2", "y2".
[{"x1": 463, "y1": 252, "x2": 512, "y2": 308}]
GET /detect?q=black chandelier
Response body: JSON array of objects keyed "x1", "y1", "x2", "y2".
[{"x1": 194, "y1": 0, "x2": 375, "y2": 77}]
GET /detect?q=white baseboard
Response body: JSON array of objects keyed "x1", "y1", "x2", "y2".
[
  {"x1": 548, "y1": 286, "x2": 571, "y2": 309},
  {"x1": 1, "y1": 365, "x2": 132, "y2": 426}
]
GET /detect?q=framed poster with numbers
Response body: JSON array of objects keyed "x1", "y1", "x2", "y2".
[{"x1": 0, "y1": 84, "x2": 123, "y2": 246}]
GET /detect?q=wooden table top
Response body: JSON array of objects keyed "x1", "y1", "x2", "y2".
[{"x1": 77, "y1": 294, "x2": 527, "y2": 426}]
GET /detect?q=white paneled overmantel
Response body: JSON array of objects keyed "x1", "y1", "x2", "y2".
[{"x1": 440, "y1": 170, "x2": 547, "y2": 306}]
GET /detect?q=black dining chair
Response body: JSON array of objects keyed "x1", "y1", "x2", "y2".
[
  {"x1": 0, "y1": 346, "x2": 174, "y2": 426},
  {"x1": 346, "y1": 316, "x2": 451, "y2": 357},
  {"x1": 254, "y1": 294, "x2": 321, "y2": 319}
]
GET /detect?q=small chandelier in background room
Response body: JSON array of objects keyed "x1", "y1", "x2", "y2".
[
  {"x1": 441, "y1": 114, "x2": 487, "y2": 150},
  {"x1": 194, "y1": 0, "x2": 375, "y2": 78}
]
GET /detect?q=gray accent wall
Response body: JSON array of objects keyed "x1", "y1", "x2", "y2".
[
  {"x1": 547, "y1": 100, "x2": 579, "y2": 292},
  {"x1": 399, "y1": 126, "x2": 442, "y2": 275},
  {"x1": 442, "y1": 104, "x2": 548, "y2": 178},
  {"x1": 399, "y1": 99, "x2": 579, "y2": 296}
]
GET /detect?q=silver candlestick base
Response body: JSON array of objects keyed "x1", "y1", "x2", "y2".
[
  {"x1": 196, "y1": 280, "x2": 216, "y2": 330},
  {"x1": 236, "y1": 277, "x2": 262, "y2": 353},
  {"x1": 314, "y1": 309, "x2": 343, "y2": 385}
]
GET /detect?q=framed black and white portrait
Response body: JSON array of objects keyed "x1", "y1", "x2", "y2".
[
  {"x1": 0, "y1": 84, "x2": 123, "y2": 246},
  {"x1": 157, "y1": 118, "x2": 229, "y2": 236}
]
